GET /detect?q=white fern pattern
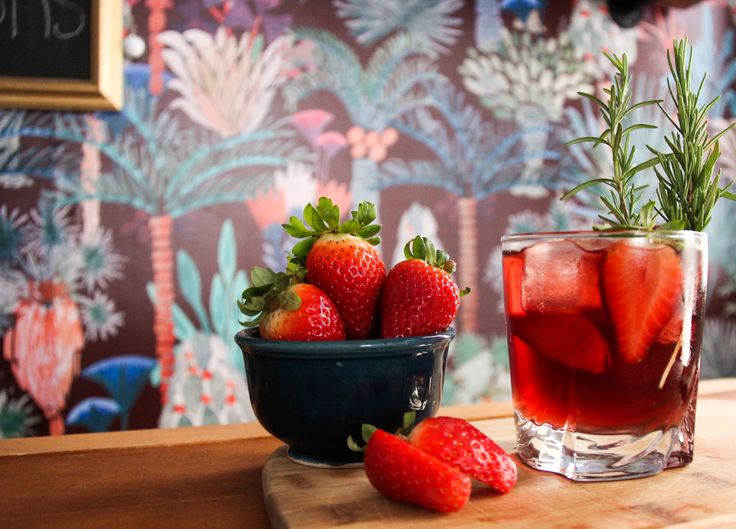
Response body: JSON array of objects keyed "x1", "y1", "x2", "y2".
[{"x1": 160, "y1": 28, "x2": 295, "y2": 138}]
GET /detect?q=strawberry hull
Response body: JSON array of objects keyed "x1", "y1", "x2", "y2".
[{"x1": 502, "y1": 231, "x2": 707, "y2": 481}]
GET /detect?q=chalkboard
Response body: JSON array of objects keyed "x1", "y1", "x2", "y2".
[
  {"x1": 0, "y1": 0, "x2": 92, "y2": 80},
  {"x1": 0, "y1": 0, "x2": 122, "y2": 111}
]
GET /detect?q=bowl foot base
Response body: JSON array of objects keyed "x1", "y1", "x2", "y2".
[{"x1": 286, "y1": 446, "x2": 364, "y2": 468}]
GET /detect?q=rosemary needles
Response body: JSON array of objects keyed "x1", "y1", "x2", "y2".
[
  {"x1": 651, "y1": 38, "x2": 736, "y2": 232},
  {"x1": 564, "y1": 38, "x2": 736, "y2": 232}
]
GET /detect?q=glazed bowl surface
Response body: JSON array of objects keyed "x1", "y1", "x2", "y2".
[{"x1": 235, "y1": 328, "x2": 454, "y2": 467}]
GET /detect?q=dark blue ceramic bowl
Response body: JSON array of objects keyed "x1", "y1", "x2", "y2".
[{"x1": 235, "y1": 328, "x2": 454, "y2": 467}]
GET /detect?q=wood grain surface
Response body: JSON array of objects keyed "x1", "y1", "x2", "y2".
[
  {"x1": 0, "y1": 381, "x2": 733, "y2": 529},
  {"x1": 263, "y1": 380, "x2": 736, "y2": 529},
  {"x1": 0, "y1": 401, "x2": 510, "y2": 529}
]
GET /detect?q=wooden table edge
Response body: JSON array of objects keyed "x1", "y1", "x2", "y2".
[
  {"x1": 0, "y1": 378, "x2": 732, "y2": 458},
  {"x1": 0, "y1": 403, "x2": 515, "y2": 457}
]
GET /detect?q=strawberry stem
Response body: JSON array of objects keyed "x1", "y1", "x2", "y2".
[
  {"x1": 347, "y1": 413, "x2": 418, "y2": 452},
  {"x1": 347, "y1": 423, "x2": 378, "y2": 452},
  {"x1": 362, "y1": 423, "x2": 378, "y2": 442},
  {"x1": 403, "y1": 236, "x2": 470, "y2": 298}
]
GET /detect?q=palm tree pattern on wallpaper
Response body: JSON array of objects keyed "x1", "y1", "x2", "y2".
[{"x1": 1, "y1": 0, "x2": 736, "y2": 436}]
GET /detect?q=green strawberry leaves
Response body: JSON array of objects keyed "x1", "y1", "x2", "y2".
[
  {"x1": 403, "y1": 236, "x2": 470, "y2": 296},
  {"x1": 284, "y1": 197, "x2": 382, "y2": 261},
  {"x1": 347, "y1": 411, "x2": 416, "y2": 452},
  {"x1": 283, "y1": 216, "x2": 312, "y2": 238},
  {"x1": 317, "y1": 196, "x2": 341, "y2": 228},
  {"x1": 403, "y1": 236, "x2": 452, "y2": 271},
  {"x1": 237, "y1": 266, "x2": 302, "y2": 326},
  {"x1": 290, "y1": 238, "x2": 316, "y2": 261},
  {"x1": 251, "y1": 266, "x2": 277, "y2": 288}
]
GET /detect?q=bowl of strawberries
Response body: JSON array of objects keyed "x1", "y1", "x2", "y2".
[{"x1": 234, "y1": 198, "x2": 468, "y2": 467}]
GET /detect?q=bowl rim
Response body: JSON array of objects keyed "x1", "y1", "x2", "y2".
[{"x1": 235, "y1": 327, "x2": 455, "y2": 358}]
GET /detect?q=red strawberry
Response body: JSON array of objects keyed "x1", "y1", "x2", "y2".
[
  {"x1": 284, "y1": 198, "x2": 385, "y2": 339},
  {"x1": 511, "y1": 313, "x2": 610, "y2": 374},
  {"x1": 237, "y1": 267, "x2": 345, "y2": 341},
  {"x1": 408, "y1": 416, "x2": 517, "y2": 493},
  {"x1": 363, "y1": 428, "x2": 471, "y2": 513},
  {"x1": 602, "y1": 240, "x2": 682, "y2": 364},
  {"x1": 380, "y1": 236, "x2": 469, "y2": 338}
]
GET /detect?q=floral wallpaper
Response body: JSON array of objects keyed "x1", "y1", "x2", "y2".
[{"x1": 1, "y1": 0, "x2": 736, "y2": 437}]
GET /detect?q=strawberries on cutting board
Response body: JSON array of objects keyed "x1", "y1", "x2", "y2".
[
  {"x1": 354, "y1": 414, "x2": 517, "y2": 513},
  {"x1": 364, "y1": 428, "x2": 472, "y2": 513},
  {"x1": 380, "y1": 236, "x2": 468, "y2": 338},
  {"x1": 408, "y1": 416, "x2": 518, "y2": 494},
  {"x1": 284, "y1": 198, "x2": 386, "y2": 339}
]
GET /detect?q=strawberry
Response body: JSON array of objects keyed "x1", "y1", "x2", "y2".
[
  {"x1": 380, "y1": 236, "x2": 469, "y2": 338},
  {"x1": 601, "y1": 240, "x2": 682, "y2": 364},
  {"x1": 511, "y1": 313, "x2": 610, "y2": 374},
  {"x1": 408, "y1": 416, "x2": 517, "y2": 493},
  {"x1": 237, "y1": 267, "x2": 345, "y2": 341},
  {"x1": 284, "y1": 198, "x2": 385, "y2": 339},
  {"x1": 363, "y1": 427, "x2": 471, "y2": 513}
]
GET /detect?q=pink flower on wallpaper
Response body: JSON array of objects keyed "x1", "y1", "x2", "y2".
[
  {"x1": 3, "y1": 281, "x2": 84, "y2": 436},
  {"x1": 291, "y1": 109, "x2": 335, "y2": 146},
  {"x1": 245, "y1": 187, "x2": 287, "y2": 229},
  {"x1": 316, "y1": 181, "x2": 352, "y2": 217},
  {"x1": 314, "y1": 131, "x2": 348, "y2": 158}
]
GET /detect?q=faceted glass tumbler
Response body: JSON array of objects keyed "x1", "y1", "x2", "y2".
[{"x1": 501, "y1": 230, "x2": 707, "y2": 481}]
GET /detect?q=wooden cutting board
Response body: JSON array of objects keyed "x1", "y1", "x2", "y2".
[{"x1": 263, "y1": 394, "x2": 736, "y2": 529}]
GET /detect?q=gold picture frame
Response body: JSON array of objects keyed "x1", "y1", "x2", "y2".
[{"x1": 0, "y1": 0, "x2": 123, "y2": 112}]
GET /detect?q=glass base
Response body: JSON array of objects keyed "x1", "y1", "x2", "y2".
[{"x1": 514, "y1": 408, "x2": 695, "y2": 481}]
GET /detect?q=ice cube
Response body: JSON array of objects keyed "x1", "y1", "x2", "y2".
[{"x1": 522, "y1": 240, "x2": 603, "y2": 314}]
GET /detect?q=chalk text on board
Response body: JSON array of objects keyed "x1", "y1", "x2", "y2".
[{"x1": 0, "y1": 0, "x2": 87, "y2": 41}]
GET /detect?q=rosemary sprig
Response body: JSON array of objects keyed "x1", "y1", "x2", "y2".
[
  {"x1": 649, "y1": 38, "x2": 736, "y2": 232},
  {"x1": 563, "y1": 52, "x2": 662, "y2": 229}
]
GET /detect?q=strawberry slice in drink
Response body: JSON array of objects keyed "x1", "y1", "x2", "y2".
[
  {"x1": 512, "y1": 313, "x2": 610, "y2": 374},
  {"x1": 503, "y1": 251, "x2": 525, "y2": 317},
  {"x1": 602, "y1": 240, "x2": 683, "y2": 364},
  {"x1": 521, "y1": 240, "x2": 604, "y2": 314},
  {"x1": 656, "y1": 308, "x2": 684, "y2": 345}
]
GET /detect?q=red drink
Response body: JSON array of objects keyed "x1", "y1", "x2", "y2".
[{"x1": 502, "y1": 232, "x2": 707, "y2": 480}]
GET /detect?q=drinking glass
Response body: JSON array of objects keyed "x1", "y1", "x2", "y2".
[{"x1": 501, "y1": 230, "x2": 707, "y2": 481}]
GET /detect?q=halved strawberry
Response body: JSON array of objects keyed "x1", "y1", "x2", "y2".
[
  {"x1": 363, "y1": 428, "x2": 471, "y2": 513},
  {"x1": 602, "y1": 241, "x2": 682, "y2": 364},
  {"x1": 408, "y1": 416, "x2": 517, "y2": 493},
  {"x1": 511, "y1": 313, "x2": 610, "y2": 374}
]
